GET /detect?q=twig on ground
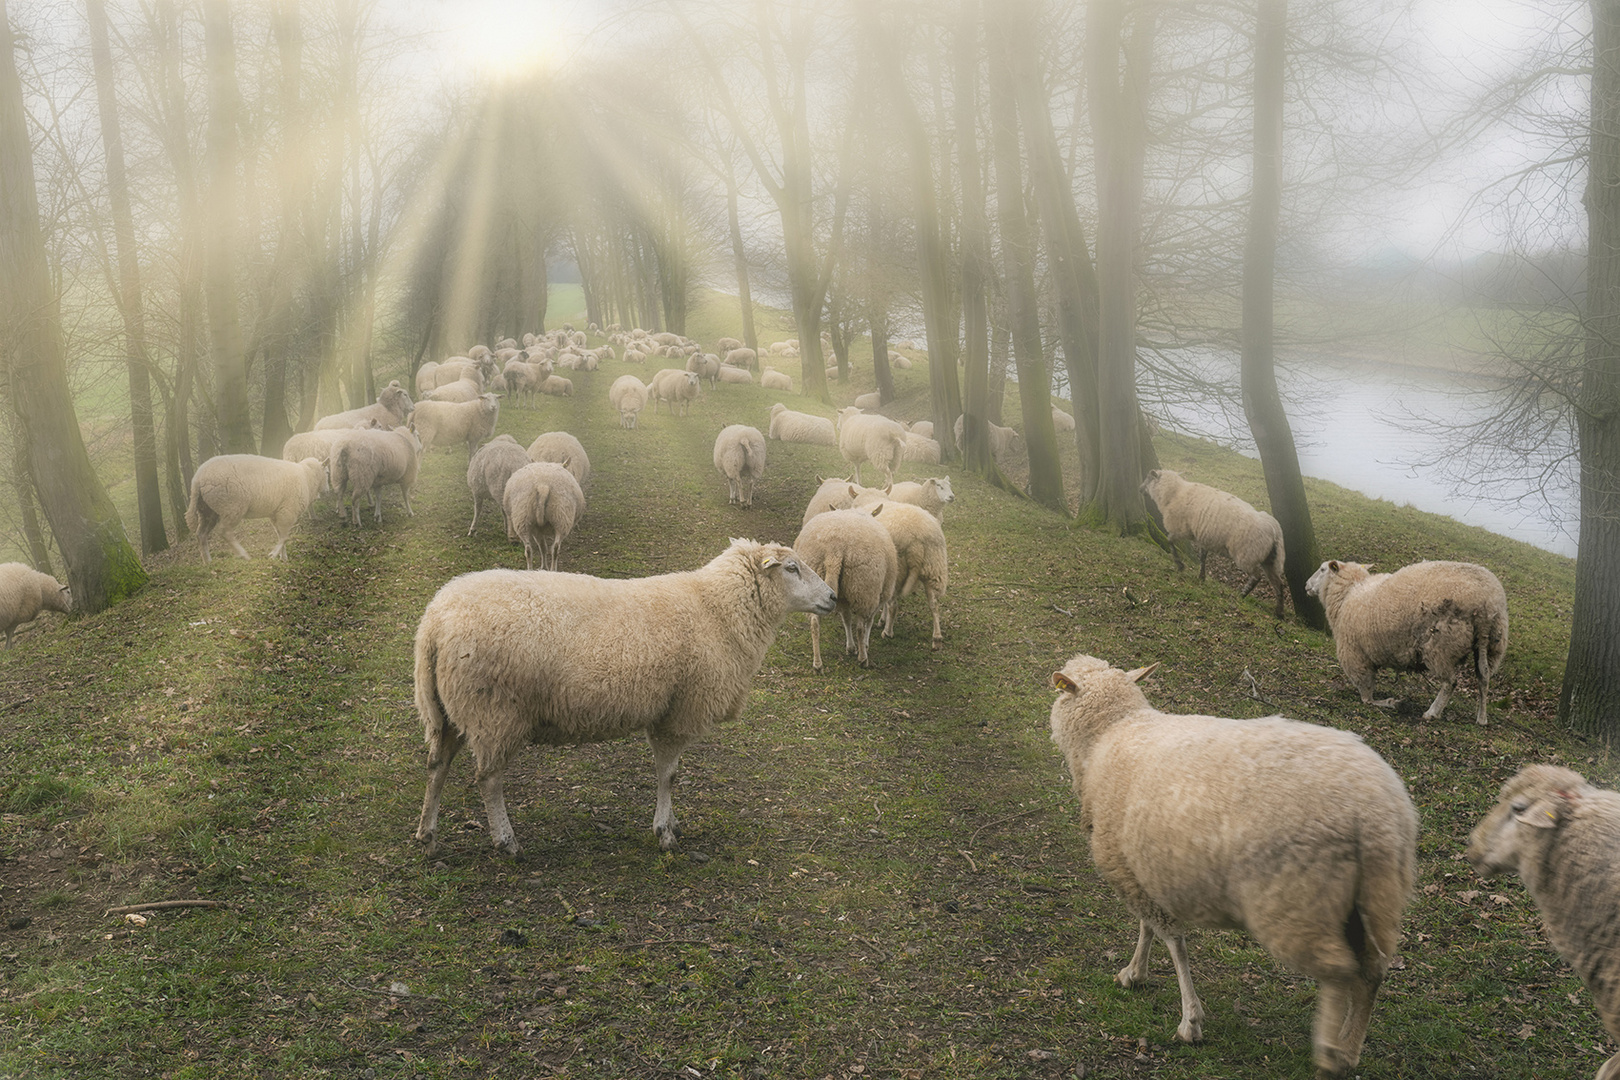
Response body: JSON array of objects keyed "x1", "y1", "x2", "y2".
[
  {"x1": 969, "y1": 800, "x2": 1062, "y2": 843},
  {"x1": 104, "y1": 900, "x2": 224, "y2": 916}
]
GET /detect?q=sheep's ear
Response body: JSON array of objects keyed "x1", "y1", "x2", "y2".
[
  {"x1": 1124, "y1": 662, "x2": 1160, "y2": 683},
  {"x1": 1053, "y1": 671, "x2": 1079, "y2": 693},
  {"x1": 847, "y1": 486, "x2": 859, "y2": 498},
  {"x1": 760, "y1": 555, "x2": 781, "y2": 570},
  {"x1": 1516, "y1": 790, "x2": 1577, "y2": 828},
  {"x1": 867, "y1": 504, "x2": 882, "y2": 517},
  {"x1": 1327, "y1": 560, "x2": 1341, "y2": 572}
]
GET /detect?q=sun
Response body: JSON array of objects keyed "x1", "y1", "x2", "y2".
[{"x1": 429, "y1": 0, "x2": 593, "y2": 83}]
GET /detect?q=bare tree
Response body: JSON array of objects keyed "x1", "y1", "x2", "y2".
[{"x1": 202, "y1": 0, "x2": 252, "y2": 451}]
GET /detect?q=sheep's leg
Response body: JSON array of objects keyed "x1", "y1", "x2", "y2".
[
  {"x1": 928, "y1": 586, "x2": 942, "y2": 649},
  {"x1": 810, "y1": 613, "x2": 823, "y2": 672},
  {"x1": 467, "y1": 495, "x2": 482, "y2": 537},
  {"x1": 858, "y1": 614, "x2": 875, "y2": 667},
  {"x1": 1117, "y1": 920, "x2": 1155, "y2": 987},
  {"x1": 1197, "y1": 549, "x2": 1209, "y2": 581},
  {"x1": 1167, "y1": 540, "x2": 1185, "y2": 571},
  {"x1": 1240, "y1": 575, "x2": 1260, "y2": 597},
  {"x1": 1597, "y1": 1051, "x2": 1620, "y2": 1080},
  {"x1": 473, "y1": 756, "x2": 519, "y2": 856},
  {"x1": 1309, "y1": 979, "x2": 1354, "y2": 1077},
  {"x1": 1475, "y1": 660, "x2": 1491, "y2": 726},
  {"x1": 400, "y1": 482, "x2": 414, "y2": 519},
  {"x1": 223, "y1": 527, "x2": 251, "y2": 560},
  {"x1": 647, "y1": 732, "x2": 692, "y2": 849},
  {"x1": 415, "y1": 725, "x2": 464, "y2": 856},
  {"x1": 1162, "y1": 932, "x2": 1205, "y2": 1043},
  {"x1": 1421, "y1": 679, "x2": 1455, "y2": 721},
  {"x1": 1331, "y1": 975, "x2": 1380, "y2": 1074}
]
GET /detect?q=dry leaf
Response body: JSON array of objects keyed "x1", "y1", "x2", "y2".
[
  {"x1": 1459, "y1": 890, "x2": 1481, "y2": 903},
  {"x1": 1517, "y1": 1023, "x2": 1535, "y2": 1039}
]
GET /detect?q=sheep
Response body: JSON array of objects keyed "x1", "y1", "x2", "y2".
[
  {"x1": 1139, "y1": 468, "x2": 1287, "y2": 619},
  {"x1": 609, "y1": 374, "x2": 649, "y2": 429},
  {"x1": 411, "y1": 538, "x2": 837, "y2": 855},
  {"x1": 900, "y1": 433, "x2": 941, "y2": 464},
  {"x1": 891, "y1": 354, "x2": 912, "y2": 370},
  {"x1": 793, "y1": 506, "x2": 898, "y2": 670},
  {"x1": 501, "y1": 360, "x2": 551, "y2": 406},
  {"x1": 423, "y1": 377, "x2": 483, "y2": 404},
  {"x1": 0, "y1": 563, "x2": 70, "y2": 648},
  {"x1": 836, "y1": 408, "x2": 906, "y2": 487},
  {"x1": 281, "y1": 425, "x2": 375, "y2": 467},
  {"x1": 952, "y1": 414, "x2": 1022, "y2": 461},
  {"x1": 908, "y1": 420, "x2": 934, "y2": 439},
  {"x1": 1048, "y1": 653, "x2": 1417, "y2": 1077},
  {"x1": 415, "y1": 362, "x2": 441, "y2": 395},
  {"x1": 527, "y1": 431, "x2": 591, "y2": 487},
  {"x1": 466, "y1": 434, "x2": 532, "y2": 537},
  {"x1": 716, "y1": 336, "x2": 743, "y2": 354},
  {"x1": 651, "y1": 331, "x2": 680, "y2": 346},
  {"x1": 330, "y1": 425, "x2": 422, "y2": 526},
  {"x1": 1467, "y1": 764, "x2": 1620, "y2": 1080},
  {"x1": 419, "y1": 360, "x2": 480, "y2": 391},
  {"x1": 686, "y1": 351, "x2": 720, "y2": 388},
  {"x1": 768, "y1": 403, "x2": 836, "y2": 446},
  {"x1": 761, "y1": 368, "x2": 793, "y2": 391},
  {"x1": 723, "y1": 347, "x2": 756, "y2": 369},
  {"x1": 409, "y1": 394, "x2": 500, "y2": 455},
  {"x1": 651, "y1": 369, "x2": 702, "y2": 415},
  {"x1": 853, "y1": 391, "x2": 882, "y2": 411},
  {"x1": 1305, "y1": 558, "x2": 1509, "y2": 725},
  {"x1": 855, "y1": 476, "x2": 954, "y2": 522},
  {"x1": 313, "y1": 381, "x2": 413, "y2": 431},
  {"x1": 185, "y1": 454, "x2": 330, "y2": 563},
  {"x1": 713, "y1": 425, "x2": 767, "y2": 508},
  {"x1": 802, "y1": 477, "x2": 879, "y2": 526},
  {"x1": 540, "y1": 374, "x2": 574, "y2": 398},
  {"x1": 623, "y1": 347, "x2": 647, "y2": 365},
  {"x1": 502, "y1": 462, "x2": 585, "y2": 571},
  {"x1": 768, "y1": 340, "x2": 794, "y2": 356},
  {"x1": 468, "y1": 344, "x2": 493, "y2": 362},
  {"x1": 1052, "y1": 406, "x2": 1076, "y2": 432},
  {"x1": 867, "y1": 499, "x2": 948, "y2": 647},
  {"x1": 716, "y1": 366, "x2": 753, "y2": 385}
]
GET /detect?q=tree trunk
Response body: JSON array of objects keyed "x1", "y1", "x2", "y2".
[
  {"x1": 153, "y1": 0, "x2": 199, "y2": 521},
  {"x1": 87, "y1": 0, "x2": 168, "y2": 553},
  {"x1": 202, "y1": 0, "x2": 252, "y2": 452},
  {"x1": 723, "y1": 161, "x2": 758, "y2": 353},
  {"x1": 1561, "y1": 0, "x2": 1620, "y2": 738},
  {"x1": 0, "y1": 0, "x2": 146, "y2": 609},
  {"x1": 7, "y1": 412, "x2": 52, "y2": 573},
  {"x1": 1239, "y1": 0, "x2": 1323, "y2": 627},
  {"x1": 259, "y1": 0, "x2": 302, "y2": 454},
  {"x1": 954, "y1": 2, "x2": 995, "y2": 478}
]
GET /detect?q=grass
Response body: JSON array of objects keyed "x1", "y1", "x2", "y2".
[{"x1": 0, "y1": 286, "x2": 1601, "y2": 1079}]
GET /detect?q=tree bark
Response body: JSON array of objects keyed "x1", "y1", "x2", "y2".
[
  {"x1": 202, "y1": 0, "x2": 252, "y2": 452},
  {"x1": 954, "y1": 2, "x2": 995, "y2": 478},
  {"x1": 722, "y1": 156, "x2": 758, "y2": 353},
  {"x1": 0, "y1": 0, "x2": 146, "y2": 610},
  {"x1": 258, "y1": 0, "x2": 302, "y2": 454},
  {"x1": 7, "y1": 412, "x2": 52, "y2": 573},
  {"x1": 1561, "y1": 0, "x2": 1620, "y2": 738}
]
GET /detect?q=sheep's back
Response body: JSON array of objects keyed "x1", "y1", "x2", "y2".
[
  {"x1": 1535, "y1": 793, "x2": 1620, "y2": 1030},
  {"x1": 1331, "y1": 562, "x2": 1505, "y2": 670}
]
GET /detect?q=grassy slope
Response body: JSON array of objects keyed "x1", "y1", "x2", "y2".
[{"x1": 0, "y1": 288, "x2": 1601, "y2": 1080}]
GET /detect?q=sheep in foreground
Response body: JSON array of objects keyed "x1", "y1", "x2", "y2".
[
  {"x1": 1306, "y1": 558, "x2": 1508, "y2": 725},
  {"x1": 527, "y1": 431, "x2": 590, "y2": 487},
  {"x1": 313, "y1": 381, "x2": 413, "y2": 431},
  {"x1": 1049, "y1": 654, "x2": 1417, "y2": 1077},
  {"x1": 713, "y1": 425, "x2": 767, "y2": 508},
  {"x1": 802, "y1": 477, "x2": 879, "y2": 526},
  {"x1": 793, "y1": 506, "x2": 897, "y2": 670},
  {"x1": 836, "y1": 408, "x2": 906, "y2": 487},
  {"x1": 868, "y1": 499, "x2": 948, "y2": 647},
  {"x1": 760, "y1": 368, "x2": 793, "y2": 391},
  {"x1": 1468, "y1": 764, "x2": 1620, "y2": 1080},
  {"x1": 0, "y1": 563, "x2": 71, "y2": 648},
  {"x1": 185, "y1": 454, "x2": 330, "y2": 563},
  {"x1": 768, "y1": 403, "x2": 836, "y2": 446},
  {"x1": 856, "y1": 477, "x2": 954, "y2": 522},
  {"x1": 502, "y1": 462, "x2": 585, "y2": 571},
  {"x1": 1140, "y1": 468, "x2": 1288, "y2": 619},
  {"x1": 412, "y1": 539, "x2": 837, "y2": 855},
  {"x1": 409, "y1": 394, "x2": 500, "y2": 455},
  {"x1": 465, "y1": 434, "x2": 532, "y2": 537},
  {"x1": 331, "y1": 426, "x2": 422, "y2": 526},
  {"x1": 952, "y1": 414, "x2": 1022, "y2": 461},
  {"x1": 609, "y1": 375, "x2": 649, "y2": 428}
]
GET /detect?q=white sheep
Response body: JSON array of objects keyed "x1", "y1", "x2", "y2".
[
  {"x1": 651, "y1": 369, "x2": 702, "y2": 415},
  {"x1": 465, "y1": 434, "x2": 532, "y2": 537},
  {"x1": 760, "y1": 368, "x2": 793, "y2": 392},
  {"x1": 1306, "y1": 558, "x2": 1509, "y2": 725},
  {"x1": 1468, "y1": 764, "x2": 1620, "y2": 1080},
  {"x1": 313, "y1": 381, "x2": 413, "y2": 431},
  {"x1": 792, "y1": 506, "x2": 898, "y2": 671},
  {"x1": 891, "y1": 354, "x2": 912, "y2": 370},
  {"x1": 502, "y1": 462, "x2": 585, "y2": 571},
  {"x1": 501, "y1": 360, "x2": 551, "y2": 406},
  {"x1": 900, "y1": 432, "x2": 941, "y2": 464},
  {"x1": 1140, "y1": 468, "x2": 1287, "y2": 619},
  {"x1": 686, "y1": 352, "x2": 720, "y2": 388},
  {"x1": 836, "y1": 408, "x2": 906, "y2": 487},
  {"x1": 421, "y1": 360, "x2": 480, "y2": 391},
  {"x1": 414, "y1": 362, "x2": 441, "y2": 396},
  {"x1": 716, "y1": 366, "x2": 752, "y2": 385},
  {"x1": 723, "y1": 347, "x2": 756, "y2": 369},
  {"x1": 185, "y1": 454, "x2": 330, "y2": 563},
  {"x1": 0, "y1": 563, "x2": 70, "y2": 648},
  {"x1": 952, "y1": 414, "x2": 1022, "y2": 461},
  {"x1": 855, "y1": 477, "x2": 954, "y2": 522},
  {"x1": 716, "y1": 336, "x2": 743, "y2": 354},
  {"x1": 765, "y1": 403, "x2": 833, "y2": 446},
  {"x1": 1049, "y1": 653, "x2": 1417, "y2": 1077},
  {"x1": 331, "y1": 426, "x2": 422, "y2": 526},
  {"x1": 423, "y1": 377, "x2": 483, "y2": 404},
  {"x1": 1052, "y1": 406, "x2": 1076, "y2": 432},
  {"x1": 281, "y1": 426, "x2": 374, "y2": 466},
  {"x1": 908, "y1": 420, "x2": 934, "y2": 439},
  {"x1": 609, "y1": 375, "x2": 649, "y2": 429},
  {"x1": 868, "y1": 499, "x2": 948, "y2": 647},
  {"x1": 540, "y1": 374, "x2": 574, "y2": 398},
  {"x1": 412, "y1": 539, "x2": 837, "y2": 855},
  {"x1": 527, "y1": 431, "x2": 590, "y2": 487},
  {"x1": 409, "y1": 394, "x2": 500, "y2": 455},
  {"x1": 853, "y1": 391, "x2": 882, "y2": 411},
  {"x1": 801, "y1": 477, "x2": 878, "y2": 526},
  {"x1": 713, "y1": 425, "x2": 767, "y2": 508}
]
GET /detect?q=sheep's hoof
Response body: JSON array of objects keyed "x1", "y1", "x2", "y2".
[
  {"x1": 930, "y1": 638, "x2": 941, "y2": 650},
  {"x1": 1372, "y1": 698, "x2": 1399, "y2": 711},
  {"x1": 415, "y1": 830, "x2": 439, "y2": 858},
  {"x1": 656, "y1": 824, "x2": 681, "y2": 850},
  {"x1": 495, "y1": 839, "x2": 522, "y2": 858},
  {"x1": 1115, "y1": 967, "x2": 1143, "y2": 989},
  {"x1": 1176, "y1": 1018, "x2": 1203, "y2": 1044}
]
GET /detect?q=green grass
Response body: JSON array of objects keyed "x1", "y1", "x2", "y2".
[{"x1": 0, "y1": 286, "x2": 1600, "y2": 1079}]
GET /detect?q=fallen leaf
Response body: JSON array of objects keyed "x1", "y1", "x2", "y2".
[
  {"x1": 1517, "y1": 1023, "x2": 1534, "y2": 1039},
  {"x1": 1458, "y1": 890, "x2": 1481, "y2": 903}
]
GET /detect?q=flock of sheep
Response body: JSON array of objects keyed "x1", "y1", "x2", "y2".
[{"x1": 1, "y1": 318, "x2": 1613, "y2": 1080}]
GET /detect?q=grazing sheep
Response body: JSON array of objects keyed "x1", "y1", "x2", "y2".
[
  {"x1": 526, "y1": 431, "x2": 591, "y2": 487},
  {"x1": 1306, "y1": 559, "x2": 1509, "y2": 725},
  {"x1": 908, "y1": 420, "x2": 934, "y2": 439},
  {"x1": 412, "y1": 539, "x2": 837, "y2": 855},
  {"x1": 891, "y1": 354, "x2": 912, "y2": 370},
  {"x1": 314, "y1": 381, "x2": 413, "y2": 431},
  {"x1": 686, "y1": 352, "x2": 721, "y2": 388},
  {"x1": 502, "y1": 360, "x2": 551, "y2": 406},
  {"x1": 1048, "y1": 654, "x2": 1417, "y2": 1077},
  {"x1": 713, "y1": 425, "x2": 767, "y2": 508},
  {"x1": 540, "y1": 374, "x2": 574, "y2": 398},
  {"x1": 952, "y1": 414, "x2": 1022, "y2": 461},
  {"x1": 768, "y1": 341, "x2": 793, "y2": 356},
  {"x1": 651, "y1": 369, "x2": 702, "y2": 415},
  {"x1": 836, "y1": 408, "x2": 906, "y2": 487},
  {"x1": 1468, "y1": 764, "x2": 1620, "y2": 1080},
  {"x1": 414, "y1": 362, "x2": 441, "y2": 396},
  {"x1": 185, "y1": 454, "x2": 330, "y2": 563},
  {"x1": 853, "y1": 391, "x2": 882, "y2": 411},
  {"x1": 1052, "y1": 406, "x2": 1076, "y2": 432},
  {"x1": 502, "y1": 462, "x2": 585, "y2": 571},
  {"x1": 723, "y1": 347, "x2": 756, "y2": 369},
  {"x1": 1140, "y1": 468, "x2": 1287, "y2": 619},
  {"x1": 768, "y1": 403, "x2": 836, "y2": 446},
  {"x1": 423, "y1": 377, "x2": 483, "y2": 404},
  {"x1": 868, "y1": 500, "x2": 948, "y2": 647},
  {"x1": 855, "y1": 477, "x2": 954, "y2": 521},
  {"x1": 900, "y1": 432, "x2": 941, "y2": 464},
  {"x1": 331, "y1": 426, "x2": 423, "y2": 526},
  {"x1": 465, "y1": 434, "x2": 532, "y2": 537},
  {"x1": 761, "y1": 367, "x2": 793, "y2": 391},
  {"x1": 468, "y1": 344, "x2": 493, "y2": 361},
  {"x1": 409, "y1": 394, "x2": 500, "y2": 455},
  {"x1": 281, "y1": 426, "x2": 374, "y2": 467},
  {"x1": 716, "y1": 366, "x2": 753, "y2": 385},
  {"x1": 0, "y1": 563, "x2": 70, "y2": 648},
  {"x1": 716, "y1": 336, "x2": 743, "y2": 354},
  {"x1": 609, "y1": 375, "x2": 649, "y2": 429},
  {"x1": 793, "y1": 506, "x2": 898, "y2": 670}
]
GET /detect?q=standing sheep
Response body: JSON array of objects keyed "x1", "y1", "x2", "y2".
[
  {"x1": 1467, "y1": 764, "x2": 1620, "y2": 1080},
  {"x1": 410, "y1": 394, "x2": 500, "y2": 455},
  {"x1": 836, "y1": 408, "x2": 907, "y2": 487},
  {"x1": 412, "y1": 539, "x2": 837, "y2": 855},
  {"x1": 314, "y1": 381, "x2": 413, "y2": 431},
  {"x1": 1306, "y1": 558, "x2": 1509, "y2": 725},
  {"x1": 869, "y1": 500, "x2": 948, "y2": 648},
  {"x1": 185, "y1": 455, "x2": 330, "y2": 563},
  {"x1": 651, "y1": 369, "x2": 703, "y2": 415},
  {"x1": 802, "y1": 477, "x2": 879, "y2": 526},
  {"x1": 502, "y1": 462, "x2": 586, "y2": 572},
  {"x1": 768, "y1": 403, "x2": 836, "y2": 446},
  {"x1": 527, "y1": 431, "x2": 591, "y2": 487},
  {"x1": 1140, "y1": 468, "x2": 1288, "y2": 619},
  {"x1": 1048, "y1": 654, "x2": 1417, "y2": 1078},
  {"x1": 423, "y1": 378, "x2": 483, "y2": 404},
  {"x1": 0, "y1": 563, "x2": 71, "y2": 648},
  {"x1": 465, "y1": 434, "x2": 532, "y2": 537},
  {"x1": 609, "y1": 375, "x2": 649, "y2": 429},
  {"x1": 713, "y1": 425, "x2": 767, "y2": 508},
  {"x1": 793, "y1": 507, "x2": 898, "y2": 671},
  {"x1": 952, "y1": 414, "x2": 1022, "y2": 461},
  {"x1": 1052, "y1": 406, "x2": 1076, "y2": 432},
  {"x1": 686, "y1": 352, "x2": 721, "y2": 388},
  {"x1": 331, "y1": 426, "x2": 423, "y2": 526},
  {"x1": 855, "y1": 477, "x2": 954, "y2": 521}
]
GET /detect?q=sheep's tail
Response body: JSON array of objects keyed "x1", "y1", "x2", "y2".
[
  {"x1": 184, "y1": 477, "x2": 213, "y2": 534},
  {"x1": 333, "y1": 442, "x2": 353, "y2": 502},
  {"x1": 413, "y1": 612, "x2": 451, "y2": 756},
  {"x1": 820, "y1": 549, "x2": 845, "y2": 605},
  {"x1": 1476, "y1": 605, "x2": 1508, "y2": 682},
  {"x1": 1347, "y1": 814, "x2": 1416, "y2": 986}
]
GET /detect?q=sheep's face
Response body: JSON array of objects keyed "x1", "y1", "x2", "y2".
[
  {"x1": 50, "y1": 582, "x2": 72, "y2": 615},
  {"x1": 931, "y1": 477, "x2": 955, "y2": 503},
  {"x1": 766, "y1": 547, "x2": 837, "y2": 616},
  {"x1": 1138, "y1": 468, "x2": 1170, "y2": 501},
  {"x1": 1467, "y1": 764, "x2": 1587, "y2": 879},
  {"x1": 1305, "y1": 560, "x2": 1369, "y2": 599}
]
